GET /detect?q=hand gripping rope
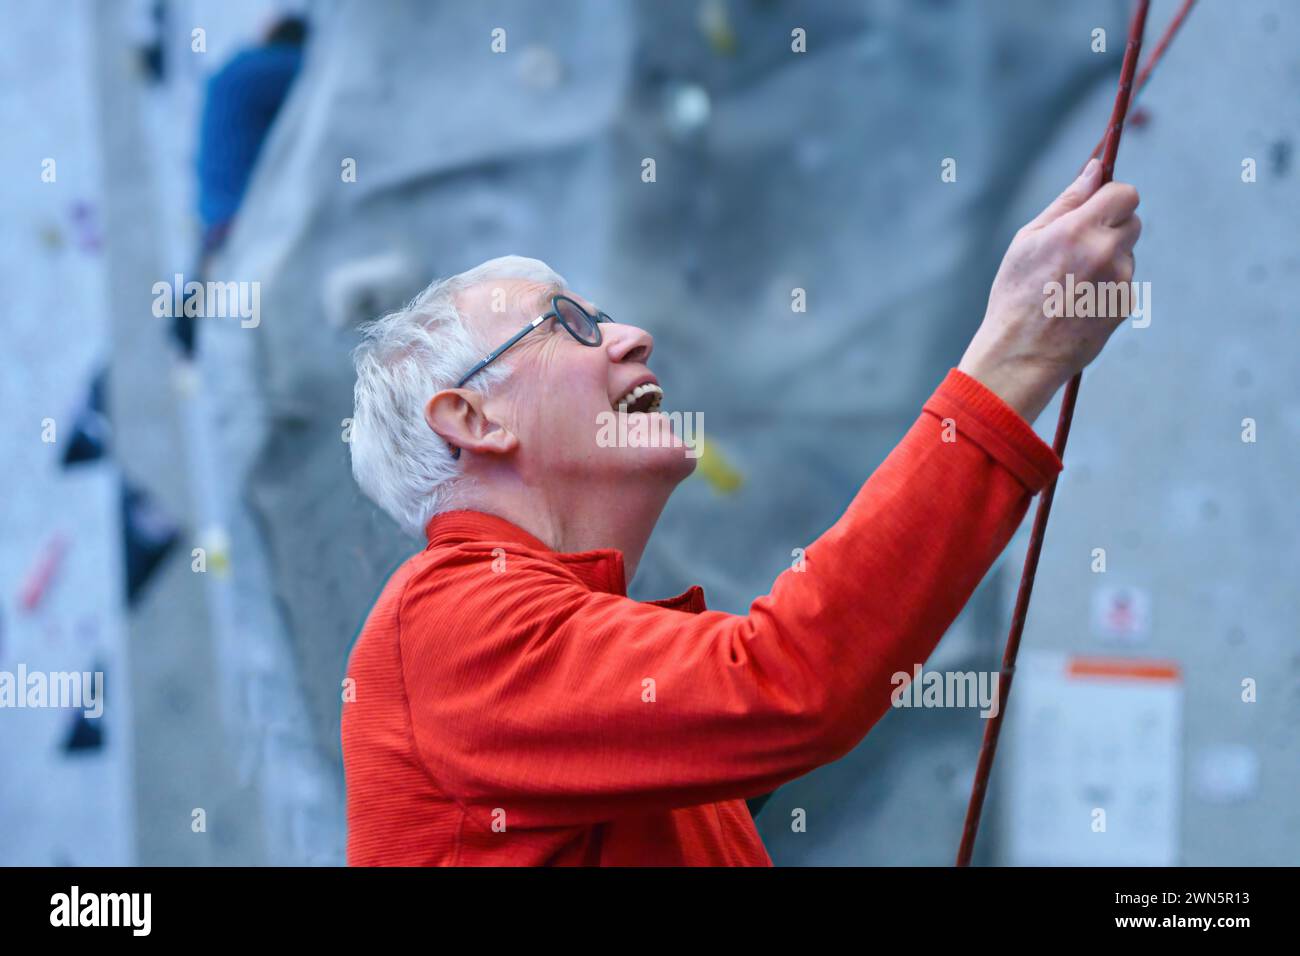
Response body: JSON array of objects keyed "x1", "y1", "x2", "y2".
[{"x1": 955, "y1": 0, "x2": 1197, "y2": 867}]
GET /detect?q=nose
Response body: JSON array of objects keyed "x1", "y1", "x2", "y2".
[{"x1": 605, "y1": 322, "x2": 654, "y2": 366}]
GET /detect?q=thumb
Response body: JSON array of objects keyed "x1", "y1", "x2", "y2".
[{"x1": 1026, "y1": 157, "x2": 1102, "y2": 230}]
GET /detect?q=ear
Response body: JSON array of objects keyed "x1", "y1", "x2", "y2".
[{"x1": 424, "y1": 389, "x2": 518, "y2": 458}]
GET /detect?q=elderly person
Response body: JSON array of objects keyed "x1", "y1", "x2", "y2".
[{"x1": 342, "y1": 158, "x2": 1140, "y2": 865}]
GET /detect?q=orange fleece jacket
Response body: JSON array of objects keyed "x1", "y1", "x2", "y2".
[{"x1": 342, "y1": 367, "x2": 1063, "y2": 865}]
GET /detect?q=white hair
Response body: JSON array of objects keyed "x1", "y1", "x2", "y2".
[{"x1": 350, "y1": 255, "x2": 567, "y2": 537}]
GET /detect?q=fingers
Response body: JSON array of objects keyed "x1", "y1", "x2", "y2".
[
  {"x1": 1087, "y1": 181, "x2": 1141, "y2": 227},
  {"x1": 1060, "y1": 187, "x2": 1141, "y2": 284},
  {"x1": 1114, "y1": 213, "x2": 1142, "y2": 251},
  {"x1": 1105, "y1": 215, "x2": 1141, "y2": 279},
  {"x1": 1116, "y1": 251, "x2": 1135, "y2": 287},
  {"x1": 1085, "y1": 214, "x2": 1140, "y2": 280},
  {"x1": 1025, "y1": 157, "x2": 1103, "y2": 230}
]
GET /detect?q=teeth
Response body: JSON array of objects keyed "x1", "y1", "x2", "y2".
[{"x1": 615, "y1": 382, "x2": 663, "y2": 412}]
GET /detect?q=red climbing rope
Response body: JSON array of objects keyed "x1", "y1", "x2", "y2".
[
  {"x1": 955, "y1": 0, "x2": 1197, "y2": 867},
  {"x1": 1086, "y1": 0, "x2": 1199, "y2": 167}
]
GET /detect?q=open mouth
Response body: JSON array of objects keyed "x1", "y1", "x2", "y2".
[{"x1": 613, "y1": 382, "x2": 664, "y2": 414}]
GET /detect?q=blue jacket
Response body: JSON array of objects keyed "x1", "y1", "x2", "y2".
[{"x1": 196, "y1": 43, "x2": 302, "y2": 230}]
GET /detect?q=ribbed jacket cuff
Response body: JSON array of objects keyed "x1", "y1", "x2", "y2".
[{"x1": 922, "y1": 368, "x2": 1064, "y2": 493}]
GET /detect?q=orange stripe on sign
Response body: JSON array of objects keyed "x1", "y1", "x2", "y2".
[{"x1": 1068, "y1": 656, "x2": 1181, "y2": 682}]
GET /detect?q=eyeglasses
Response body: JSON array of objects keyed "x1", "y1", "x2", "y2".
[{"x1": 449, "y1": 294, "x2": 613, "y2": 459}]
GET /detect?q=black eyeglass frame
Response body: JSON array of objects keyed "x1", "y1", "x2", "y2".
[{"x1": 449, "y1": 294, "x2": 612, "y2": 459}]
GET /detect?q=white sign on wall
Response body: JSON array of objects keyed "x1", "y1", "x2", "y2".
[{"x1": 1002, "y1": 650, "x2": 1182, "y2": 866}]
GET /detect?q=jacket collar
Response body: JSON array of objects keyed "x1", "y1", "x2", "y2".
[{"x1": 424, "y1": 510, "x2": 706, "y2": 612}]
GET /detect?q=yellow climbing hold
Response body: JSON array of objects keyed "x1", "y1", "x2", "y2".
[{"x1": 696, "y1": 436, "x2": 744, "y2": 494}]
